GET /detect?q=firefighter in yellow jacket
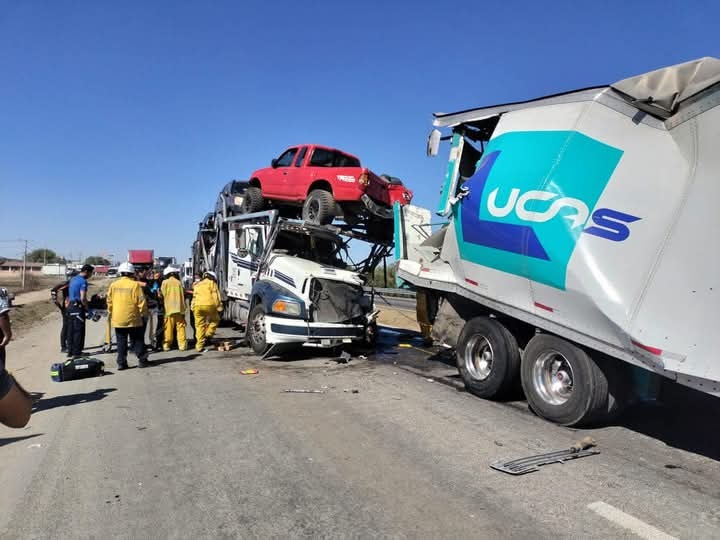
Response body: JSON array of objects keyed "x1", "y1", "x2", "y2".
[
  {"x1": 160, "y1": 266, "x2": 187, "y2": 351},
  {"x1": 107, "y1": 262, "x2": 151, "y2": 370},
  {"x1": 191, "y1": 271, "x2": 222, "y2": 352}
]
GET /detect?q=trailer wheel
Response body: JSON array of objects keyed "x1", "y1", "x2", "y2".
[
  {"x1": 521, "y1": 335, "x2": 610, "y2": 427},
  {"x1": 241, "y1": 186, "x2": 265, "y2": 214},
  {"x1": 302, "y1": 189, "x2": 335, "y2": 225},
  {"x1": 247, "y1": 304, "x2": 269, "y2": 355},
  {"x1": 456, "y1": 317, "x2": 520, "y2": 399}
]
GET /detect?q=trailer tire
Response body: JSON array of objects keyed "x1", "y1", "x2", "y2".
[
  {"x1": 302, "y1": 189, "x2": 335, "y2": 225},
  {"x1": 456, "y1": 317, "x2": 520, "y2": 399},
  {"x1": 521, "y1": 335, "x2": 609, "y2": 427},
  {"x1": 241, "y1": 187, "x2": 264, "y2": 214},
  {"x1": 247, "y1": 304, "x2": 269, "y2": 355}
]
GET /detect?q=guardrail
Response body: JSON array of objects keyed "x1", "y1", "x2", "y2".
[{"x1": 365, "y1": 287, "x2": 416, "y2": 299}]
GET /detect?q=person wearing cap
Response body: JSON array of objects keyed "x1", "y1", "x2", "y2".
[
  {"x1": 191, "y1": 271, "x2": 223, "y2": 352},
  {"x1": 107, "y1": 262, "x2": 152, "y2": 370},
  {"x1": 66, "y1": 264, "x2": 94, "y2": 358},
  {"x1": 160, "y1": 266, "x2": 187, "y2": 351}
]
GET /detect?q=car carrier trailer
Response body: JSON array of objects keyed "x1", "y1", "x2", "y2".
[{"x1": 396, "y1": 57, "x2": 720, "y2": 426}]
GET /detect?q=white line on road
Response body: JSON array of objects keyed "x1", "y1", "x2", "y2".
[{"x1": 587, "y1": 501, "x2": 677, "y2": 540}]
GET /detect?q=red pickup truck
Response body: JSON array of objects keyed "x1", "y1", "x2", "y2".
[{"x1": 241, "y1": 144, "x2": 412, "y2": 225}]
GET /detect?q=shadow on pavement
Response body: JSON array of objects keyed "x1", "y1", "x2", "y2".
[
  {"x1": 32, "y1": 388, "x2": 117, "y2": 413},
  {"x1": 613, "y1": 382, "x2": 720, "y2": 462},
  {"x1": 0, "y1": 433, "x2": 43, "y2": 448},
  {"x1": 151, "y1": 353, "x2": 200, "y2": 366}
]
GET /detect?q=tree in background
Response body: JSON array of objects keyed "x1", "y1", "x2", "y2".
[
  {"x1": 368, "y1": 260, "x2": 397, "y2": 287},
  {"x1": 84, "y1": 256, "x2": 111, "y2": 266},
  {"x1": 27, "y1": 248, "x2": 63, "y2": 263}
]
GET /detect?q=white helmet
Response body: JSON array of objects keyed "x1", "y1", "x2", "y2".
[
  {"x1": 163, "y1": 266, "x2": 179, "y2": 277},
  {"x1": 204, "y1": 271, "x2": 217, "y2": 280},
  {"x1": 118, "y1": 262, "x2": 135, "y2": 275}
]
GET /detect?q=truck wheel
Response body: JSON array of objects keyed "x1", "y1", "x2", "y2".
[
  {"x1": 247, "y1": 304, "x2": 269, "y2": 355},
  {"x1": 456, "y1": 317, "x2": 520, "y2": 399},
  {"x1": 521, "y1": 334, "x2": 610, "y2": 427},
  {"x1": 302, "y1": 189, "x2": 335, "y2": 225},
  {"x1": 241, "y1": 186, "x2": 264, "y2": 214}
]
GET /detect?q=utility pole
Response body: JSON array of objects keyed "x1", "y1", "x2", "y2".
[{"x1": 21, "y1": 239, "x2": 28, "y2": 290}]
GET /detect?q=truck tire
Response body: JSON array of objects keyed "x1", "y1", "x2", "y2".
[
  {"x1": 302, "y1": 189, "x2": 335, "y2": 225},
  {"x1": 521, "y1": 334, "x2": 611, "y2": 427},
  {"x1": 456, "y1": 317, "x2": 521, "y2": 399},
  {"x1": 241, "y1": 186, "x2": 264, "y2": 214},
  {"x1": 247, "y1": 304, "x2": 269, "y2": 355}
]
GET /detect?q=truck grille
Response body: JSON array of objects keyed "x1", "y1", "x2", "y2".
[{"x1": 309, "y1": 278, "x2": 364, "y2": 323}]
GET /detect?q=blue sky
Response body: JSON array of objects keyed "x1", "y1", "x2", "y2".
[{"x1": 0, "y1": 0, "x2": 717, "y2": 263}]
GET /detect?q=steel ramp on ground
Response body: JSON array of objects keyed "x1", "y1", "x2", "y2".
[{"x1": 490, "y1": 448, "x2": 600, "y2": 475}]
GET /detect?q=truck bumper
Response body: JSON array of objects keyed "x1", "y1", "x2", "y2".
[
  {"x1": 265, "y1": 315, "x2": 365, "y2": 348},
  {"x1": 360, "y1": 194, "x2": 394, "y2": 220}
]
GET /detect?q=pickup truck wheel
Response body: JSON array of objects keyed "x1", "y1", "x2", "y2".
[
  {"x1": 456, "y1": 317, "x2": 520, "y2": 399},
  {"x1": 302, "y1": 189, "x2": 335, "y2": 225},
  {"x1": 521, "y1": 335, "x2": 609, "y2": 427},
  {"x1": 241, "y1": 186, "x2": 264, "y2": 214},
  {"x1": 247, "y1": 305, "x2": 269, "y2": 355}
]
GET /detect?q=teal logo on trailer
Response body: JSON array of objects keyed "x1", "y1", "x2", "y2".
[{"x1": 456, "y1": 131, "x2": 626, "y2": 290}]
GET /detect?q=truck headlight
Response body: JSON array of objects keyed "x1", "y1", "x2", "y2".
[{"x1": 272, "y1": 299, "x2": 302, "y2": 316}]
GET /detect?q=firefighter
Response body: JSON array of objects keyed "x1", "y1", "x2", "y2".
[
  {"x1": 160, "y1": 267, "x2": 187, "y2": 351},
  {"x1": 107, "y1": 262, "x2": 152, "y2": 370},
  {"x1": 191, "y1": 271, "x2": 222, "y2": 352}
]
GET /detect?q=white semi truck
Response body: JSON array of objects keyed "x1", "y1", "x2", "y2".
[
  {"x1": 396, "y1": 57, "x2": 720, "y2": 426},
  {"x1": 193, "y1": 209, "x2": 383, "y2": 354}
]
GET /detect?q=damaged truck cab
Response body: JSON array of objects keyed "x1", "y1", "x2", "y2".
[
  {"x1": 397, "y1": 58, "x2": 720, "y2": 427},
  {"x1": 211, "y1": 211, "x2": 377, "y2": 354}
]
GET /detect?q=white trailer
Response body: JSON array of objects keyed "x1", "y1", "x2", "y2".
[{"x1": 397, "y1": 58, "x2": 720, "y2": 426}]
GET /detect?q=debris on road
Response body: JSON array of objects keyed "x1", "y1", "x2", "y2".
[
  {"x1": 282, "y1": 389, "x2": 326, "y2": 394},
  {"x1": 239, "y1": 369, "x2": 259, "y2": 375},
  {"x1": 398, "y1": 343, "x2": 412, "y2": 348},
  {"x1": 343, "y1": 388, "x2": 360, "y2": 394},
  {"x1": 217, "y1": 341, "x2": 236, "y2": 352},
  {"x1": 490, "y1": 438, "x2": 601, "y2": 475},
  {"x1": 334, "y1": 351, "x2": 352, "y2": 364}
]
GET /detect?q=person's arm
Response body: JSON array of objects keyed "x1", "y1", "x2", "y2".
[
  {"x1": 0, "y1": 370, "x2": 32, "y2": 428},
  {"x1": 106, "y1": 284, "x2": 113, "y2": 317},
  {"x1": 0, "y1": 313, "x2": 11, "y2": 348},
  {"x1": 213, "y1": 283, "x2": 223, "y2": 311},
  {"x1": 80, "y1": 282, "x2": 88, "y2": 310},
  {"x1": 137, "y1": 284, "x2": 148, "y2": 317}
]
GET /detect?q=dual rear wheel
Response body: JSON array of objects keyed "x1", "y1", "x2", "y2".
[{"x1": 456, "y1": 316, "x2": 627, "y2": 426}]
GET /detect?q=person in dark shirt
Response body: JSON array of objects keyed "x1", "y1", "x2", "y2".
[
  {"x1": 50, "y1": 269, "x2": 78, "y2": 353},
  {"x1": 66, "y1": 264, "x2": 94, "y2": 358},
  {"x1": 0, "y1": 288, "x2": 31, "y2": 428}
]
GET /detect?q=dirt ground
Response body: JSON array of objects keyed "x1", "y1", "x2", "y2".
[
  {"x1": 0, "y1": 274, "x2": 63, "y2": 295},
  {"x1": 7, "y1": 278, "x2": 109, "y2": 338}
]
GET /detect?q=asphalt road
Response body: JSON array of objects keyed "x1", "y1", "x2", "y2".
[{"x1": 1, "y1": 311, "x2": 719, "y2": 538}]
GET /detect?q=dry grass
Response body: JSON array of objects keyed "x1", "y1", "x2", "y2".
[
  {"x1": 377, "y1": 308, "x2": 419, "y2": 332},
  {"x1": 0, "y1": 274, "x2": 64, "y2": 294}
]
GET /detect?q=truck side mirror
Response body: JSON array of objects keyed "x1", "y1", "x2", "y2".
[
  {"x1": 427, "y1": 129, "x2": 441, "y2": 157},
  {"x1": 238, "y1": 248, "x2": 249, "y2": 258},
  {"x1": 271, "y1": 158, "x2": 279, "y2": 168}
]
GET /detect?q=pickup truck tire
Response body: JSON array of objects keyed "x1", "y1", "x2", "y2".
[
  {"x1": 521, "y1": 334, "x2": 610, "y2": 427},
  {"x1": 302, "y1": 189, "x2": 335, "y2": 225},
  {"x1": 456, "y1": 317, "x2": 520, "y2": 399},
  {"x1": 241, "y1": 187, "x2": 264, "y2": 214},
  {"x1": 247, "y1": 304, "x2": 269, "y2": 355}
]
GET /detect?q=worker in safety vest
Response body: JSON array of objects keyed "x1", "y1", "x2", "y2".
[
  {"x1": 191, "y1": 271, "x2": 222, "y2": 352},
  {"x1": 107, "y1": 262, "x2": 152, "y2": 370},
  {"x1": 160, "y1": 266, "x2": 187, "y2": 351}
]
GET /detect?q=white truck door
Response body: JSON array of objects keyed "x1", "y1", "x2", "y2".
[{"x1": 227, "y1": 225, "x2": 266, "y2": 301}]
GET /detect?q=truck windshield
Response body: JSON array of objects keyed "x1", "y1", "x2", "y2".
[{"x1": 274, "y1": 230, "x2": 345, "y2": 267}]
